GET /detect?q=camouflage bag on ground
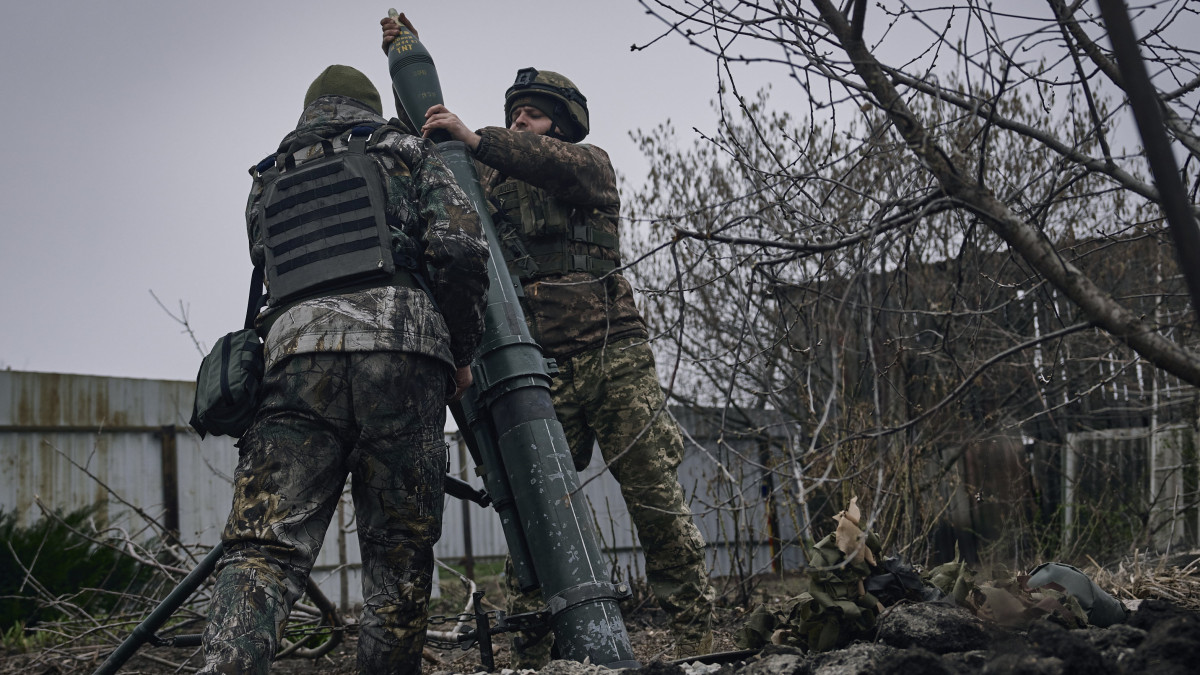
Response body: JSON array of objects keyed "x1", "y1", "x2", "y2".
[{"x1": 735, "y1": 497, "x2": 884, "y2": 652}]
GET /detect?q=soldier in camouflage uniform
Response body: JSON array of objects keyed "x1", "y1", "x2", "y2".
[
  {"x1": 198, "y1": 65, "x2": 490, "y2": 675},
  {"x1": 381, "y1": 17, "x2": 717, "y2": 666}
]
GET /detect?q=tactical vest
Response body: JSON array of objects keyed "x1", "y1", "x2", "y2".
[
  {"x1": 490, "y1": 178, "x2": 620, "y2": 282},
  {"x1": 256, "y1": 124, "x2": 400, "y2": 303}
]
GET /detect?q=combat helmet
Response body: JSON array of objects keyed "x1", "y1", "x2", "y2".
[{"x1": 504, "y1": 67, "x2": 589, "y2": 142}]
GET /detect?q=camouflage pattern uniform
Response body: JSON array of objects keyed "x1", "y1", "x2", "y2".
[
  {"x1": 199, "y1": 83, "x2": 489, "y2": 675},
  {"x1": 473, "y1": 126, "x2": 716, "y2": 665}
]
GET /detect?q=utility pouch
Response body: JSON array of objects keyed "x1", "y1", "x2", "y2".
[
  {"x1": 491, "y1": 179, "x2": 571, "y2": 238},
  {"x1": 189, "y1": 329, "x2": 264, "y2": 439},
  {"x1": 189, "y1": 267, "x2": 266, "y2": 439},
  {"x1": 490, "y1": 177, "x2": 619, "y2": 281}
]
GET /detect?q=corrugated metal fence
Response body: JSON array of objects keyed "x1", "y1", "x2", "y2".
[
  {"x1": 1, "y1": 370, "x2": 802, "y2": 611},
  {"x1": 10, "y1": 370, "x2": 1196, "y2": 612}
]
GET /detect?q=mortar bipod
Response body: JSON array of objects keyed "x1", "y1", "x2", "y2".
[{"x1": 450, "y1": 580, "x2": 633, "y2": 672}]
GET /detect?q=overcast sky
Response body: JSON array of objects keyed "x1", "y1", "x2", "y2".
[
  {"x1": 6, "y1": 2, "x2": 1184, "y2": 385},
  {"x1": 0, "y1": 1, "x2": 764, "y2": 382}
]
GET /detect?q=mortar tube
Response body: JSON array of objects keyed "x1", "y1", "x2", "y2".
[{"x1": 437, "y1": 141, "x2": 638, "y2": 668}]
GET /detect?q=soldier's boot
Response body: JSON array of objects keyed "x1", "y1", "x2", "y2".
[
  {"x1": 652, "y1": 561, "x2": 717, "y2": 661},
  {"x1": 673, "y1": 629, "x2": 714, "y2": 660},
  {"x1": 667, "y1": 584, "x2": 715, "y2": 660}
]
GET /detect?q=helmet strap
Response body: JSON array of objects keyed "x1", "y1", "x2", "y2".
[{"x1": 549, "y1": 101, "x2": 577, "y2": 142}]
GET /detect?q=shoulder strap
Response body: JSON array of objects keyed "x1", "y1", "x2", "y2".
[
  {"x1": 244, "y1": 266, "x2": 264, "y2": 330},
  {"x1": 346, "y1": 123, "x2": 381, "y2": 153}
]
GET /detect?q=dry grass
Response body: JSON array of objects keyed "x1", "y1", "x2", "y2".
[
  {"x1": 1085, "y1": 549, "x2": 1200, "y2": 611},
  {"x1": 3, "y1": 550, "x2": 1199, "y2": 674}
]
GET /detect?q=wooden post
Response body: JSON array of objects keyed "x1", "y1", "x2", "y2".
[{"x1": 159, "y1": 425, "x2": 180, "y2": 542}]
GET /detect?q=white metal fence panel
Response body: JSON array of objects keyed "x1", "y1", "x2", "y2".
[{"x1": 1064, "y1": 425, "x2": 1199, "y2": 551}]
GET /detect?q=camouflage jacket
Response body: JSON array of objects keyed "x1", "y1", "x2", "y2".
[
  {"x1": 473, "y1": 127, "x2": 647, "y2": 359},
  {"x1": 247, "y1": 96, "x2": 490, "y2": 370}
]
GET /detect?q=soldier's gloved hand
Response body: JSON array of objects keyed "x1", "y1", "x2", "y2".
[
  {"x1": 448, "y1": 365, "x2": 473, "y2": 402},
  {"x1": 380, "y1": 12, "x2": 418, "y2": 53}
]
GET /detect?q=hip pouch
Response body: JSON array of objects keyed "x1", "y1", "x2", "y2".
[
  {"x1": 189, "y1": 267, "x2": 266, "y2": 439},
  {"x1": 189, "y1": 328, "x2": 263, "y2": 439}
]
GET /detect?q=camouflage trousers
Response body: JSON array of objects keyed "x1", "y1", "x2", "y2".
[
  {"x1": 507, "y1": 336, "x2": 715, "y2": 667},
  {"x1": 199, "y1": 351, "x2": 449, "y2": 675}
]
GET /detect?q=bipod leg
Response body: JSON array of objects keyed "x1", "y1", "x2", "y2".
[
  {"x1": 91, "y1": 542, "x2": 225, "y2": 675},
  {"x1": 460, "y1": 589, "x2": 550, "y2": 673},
  {"x1": 472, "y1": 590, "x2": 494, "y2": 672},
  {"x1": 486, "y1": 606, "x2": 553, "y2": 669}
]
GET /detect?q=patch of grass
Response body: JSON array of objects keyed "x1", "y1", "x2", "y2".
[
  {"x1": 0, "y1": 504, "x2": 156, "y2": 633},
  {"x1": 0, "y1": 621, "x2": 59, "y2": 654}
]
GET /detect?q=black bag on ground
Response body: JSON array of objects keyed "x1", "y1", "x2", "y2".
[{"x1": 189, "y1": 268, "x2": 265, "y2": 439}]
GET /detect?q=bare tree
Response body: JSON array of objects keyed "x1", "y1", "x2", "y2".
[{"x1": 622, "y1": 0, "x2": 1199, "y2": 563}]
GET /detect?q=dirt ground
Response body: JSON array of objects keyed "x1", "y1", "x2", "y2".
[
  {"x1": 3, "y1": 569, "x2": 1199, "y2": 674},
  {"x1": 1, "y1": 604, "x2": 728, "y2": 675},
  {"x1": 0, "y1": 602, "x2": 722, "y2": 675}
]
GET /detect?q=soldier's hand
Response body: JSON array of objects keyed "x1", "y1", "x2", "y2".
[
  {"x1": 449, "y1": 365, "x2": 473, "y2": 402},
  {"x1": 422, "y1": 104, "x2": 481, "y2": 151},
  {"x1": 380, "y1": 12, "x2": 418, "y2": 53}
]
